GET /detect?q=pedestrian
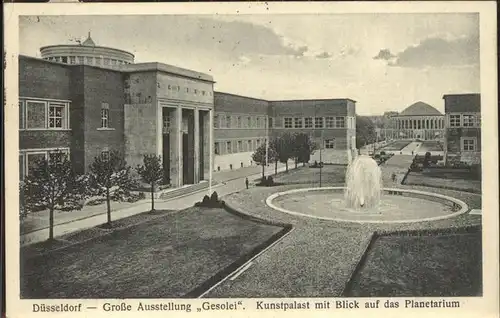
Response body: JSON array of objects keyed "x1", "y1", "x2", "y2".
[{"x1": 245, "y1": 177, "x2": 249, "y2": 189}]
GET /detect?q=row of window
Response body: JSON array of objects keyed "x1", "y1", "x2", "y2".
[
  {"x1": 283, "y1": 116, "x2": 352, "y2": 129},
  {"x1": 214, "y1": 139, "x2": 266, "y2": 155},
  {"x1": 213, "y1": 138, "x2": 341, "y2": 155},
  {"x1": 19, "y1": 99, "x2": 113, "y2": 130},
  {"x1": 44, "y1": 56, "x2": 132, "y2": 66},
  {"x1": 448, "y1": 113, "x2": 481, "y2": 128},
  {"x1": 214, "y1": 114, "x2": 268, "y2": 129},
  {"x1": 19, "y1": 99, "x2": 70, "y2": 130},
  {"x1": 213, "y1": 115, "x2": 354, "y2": 129}
]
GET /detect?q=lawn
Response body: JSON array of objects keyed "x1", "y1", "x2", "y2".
[
  {"x1": 20, "y1": 207, "x2": 286, "y2": 298},
  {"x1": 344, "y1": 230, "x2": 482, "y2": 297},
  {"x1": 273, "y1": 165, "x2": 347, "y2": 186},
  {"x1": 380, "y1": 140, "x2": 412, "y2": 151},
  {"x1": 405, "y1": 171, "x2": 481, "y2": 194}
]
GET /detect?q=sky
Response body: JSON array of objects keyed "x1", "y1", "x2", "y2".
[{"x1": 19, "y1": 13, "x2": 480, "y2": 115}]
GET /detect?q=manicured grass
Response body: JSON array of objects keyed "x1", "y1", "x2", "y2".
[
  {"x1": 20, "y1": 207, "x2": 285, "y2": 298},
  {"x1": 380, "y1": 140, "x2": 412, "y2": 151},
  {"x1": 345, "y1": 230, "x2": 482, "y2": 297},
  {"x1": 274, "y1": 165, "x2": 347, "y2": 185},
  {"x1": 405, "y1": 172, "x2": 481, "y2": 194},
  {"x1": 419, "y1": 140, "x2": 444, "y2": 152}
]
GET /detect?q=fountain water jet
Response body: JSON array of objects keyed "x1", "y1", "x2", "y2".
[{"x1": 344, "y1": 154, "x2": 383, "y2": 210}]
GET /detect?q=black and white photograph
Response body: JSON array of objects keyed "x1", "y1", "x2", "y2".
[{"x1": 4, "y1": 2, "x2": 498, "y2": 317}]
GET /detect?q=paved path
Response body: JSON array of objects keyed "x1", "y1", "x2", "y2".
[{"x1": 21, "y1": 161, "x2": 297, "y2": 246}]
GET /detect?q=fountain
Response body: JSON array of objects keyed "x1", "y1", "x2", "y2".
[
  {"x1": 265, "y1": 150, "x2": 469, "y2": 224},
  {"x1": 344, "y1": 155, "x2": 382, "y2": 210}
]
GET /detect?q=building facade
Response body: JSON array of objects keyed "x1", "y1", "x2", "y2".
[
  {"x1": 379, "y1": 101, "x2": 445, "y2": 141},
  {"x1": 18, "y1": 35, "x2": 356, "y2": 188},
  {"x1": 443, "y1": 94, "x2": 481, "y2": 166},
  {"x1": 211, "y1": 93, "x2": 357, "y2": 171}
]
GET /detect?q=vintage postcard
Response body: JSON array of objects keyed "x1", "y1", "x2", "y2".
[{"x1": 4, "y1": 2, "x2": 498, "y2": 318}]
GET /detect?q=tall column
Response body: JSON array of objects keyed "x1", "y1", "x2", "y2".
[
  {"x1": 193, "y1": 108, "x2": 200, "y2": 183},
  {"x1": 208, "y1": 109, "x2": 214, "y2": 195},
  {"x1": 171, "y1": 106, "x2": 183, "y2": 187},
  {"x1": 156, "y1": 105, "x2": 163, "y2": 158}
]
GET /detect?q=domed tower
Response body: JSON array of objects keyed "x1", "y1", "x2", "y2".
[{"x1": 39, "y1": 32, "x2": 134, "y2": 67}]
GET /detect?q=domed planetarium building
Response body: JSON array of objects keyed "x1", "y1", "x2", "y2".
[
  {"x1": 40, "y1": 32, "x2": 134, "y2": 68},
  {"x1": 385, "y1": 101, "x2": 445, "y2": 140}
]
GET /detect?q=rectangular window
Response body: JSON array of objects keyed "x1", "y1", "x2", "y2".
[
  {"x1": 335, "y1": 117, "x2": 345, "y2": 128},
  {"x1": 226, "y1": 116, "x2": 231, "y2": 128},
  {"x1": 315, "y1": 117, "x2": 324, "y2": 128},
  {"x1": 248, "y1": 140, "x2": 252, "y2": 151},
  {"x1": 26, "y1": 153, "x2": 46, "y2": 175},
  {"x1": 325, "y1": 117, "x2": 334, "y2": 128},
  {"x1": 48, "y1": 103, "x2": 66, "y2": 128},
  {"x1": 247, "y1": 117, "x2": 252, "y2": 128},
  {"x1": 256, "y1": 117, "x2": 260, "y2": 128},
  {"x1": 214, "y1": 142, "x2": 220, "y2": 155},
  {"x1": 26, "y1": 101, "x2": 46, "y2": 128},
  {"x1": 256, "y1": 139, "x2": 261, "y2": 147},
  {"x1": 462, "y1": 138, "x2": 475, "y2": 151},
  {"x1": 463, "y1": 115, "x2": 475, "y2": 127},
  {"x1": 237, "y1": 141, "x2": 242, "y2": 152},
  {"x1": 214, "y1": 115, "x2": 219, "y2": 128},
  {"x1": 237, "y1": 116, "x2": 242, "y2": 128},
  {"x1": 101, "y1": 103, "x2": 110, "y2": 128},
  {"x1": 19, "y1": 101, "x2": 25, "y2": 129},
  {"x1": 450, "y1": 114, "x2": 461, "y2": 127},
  {"x1": 284, "y1": 117, "x2": 293, "y2": 128},
  {"x1": 269, "y1": 118, "x2": 273, "y2": 128},
  {"x1": 305, "y1": 117, "x2": 313, "y2": 128},
  {"x1": 19, "y1": 154, "x2": 25, "y2": 180},
  {"x1": 95, "y1": 57, "x2": 102, "y2": 65},
  {"x1": 226, "y1": 141, "x2": 232, "y2": 154},
  {"x1": 475, "y1": 115, "x2": 481, "y2": 127},
  {"x1": 69, "y1": 56, "x2": 76, "y2": 64},
  {"x1": 294, "y1": 117, "x2": 303, "y2": 128},
  {"x1": 325, "y1": 139, "x2": 335, "y2": 149}
]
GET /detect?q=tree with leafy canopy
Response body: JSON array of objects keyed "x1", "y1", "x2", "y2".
[
  {"x1": 292, "y1": 133, "x2": 318, "y2": 167},
  {"x1": 21, "y1": 151, "x2": 87, "y2": 241},
  {"x1": 269, "y1": 138, "x2": 281, "y2": 175},
  {"x1": 251, "y1": 144, "x2": 276, "y2": 180},
  {"x1": 88, "y1": 150, "x2": 136, "y2": 228},
  {"x1": 356, "y1": 116, "x2": 376, "y2": 149},
  {"x1": 274, "y1": 133, "x2": 294, "y2": 172},
  {"x1": 136, "y1": 154, "x2": 164, "y2": 212}
]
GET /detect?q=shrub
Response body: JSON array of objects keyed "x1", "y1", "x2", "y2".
[{"x1": 196, "y1": 192, "x2": 224, "y2": 208}]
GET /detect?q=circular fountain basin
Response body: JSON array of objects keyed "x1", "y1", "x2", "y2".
[{"x1": 266, "y1": 187, "x2": 469, "y2": 224}]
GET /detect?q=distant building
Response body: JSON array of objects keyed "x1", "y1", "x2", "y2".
[
  {"x1": 379, "y1": 102, "x2": 445, "y2": 140},
  {"x1": 443, "y1": 94, "x2": 481, "y2": 166}
]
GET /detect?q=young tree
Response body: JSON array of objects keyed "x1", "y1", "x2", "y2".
[
  {"x1": 89, "y1": 150, "x2": 135, "y2": 228},
  {"x1": 269, "y1": 138, "x2": 281, "y2": 175},
  {"x1": 292, "y1": 133, "x2": 317, "y2": 168},
  {"x1": 21, "y1": 151, "x2": 84, "y2": 241},
  {"x1": 274, "y1": 133, "x2": 294, "y2": 172},
  {"x1": 252, "y1": 144, "x2": 276, "y2": 179},
  {"x1": 356, "y1": 116, "x2": 376, "y2": 149},
  {"x1": 136, "y1": 154, "x2": 164, "y2": 212}
]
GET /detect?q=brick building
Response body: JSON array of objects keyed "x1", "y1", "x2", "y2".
[
  {"x1": 443, "y1": 94, "x2": 481, "y2": 167},
  {"x1": 18, "y1": 35, "x2": 356, "y2": 188}
]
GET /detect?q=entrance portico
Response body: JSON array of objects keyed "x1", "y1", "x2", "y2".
[{"x1": 159, "y1": 102, "x2": 212, "y2": 187}]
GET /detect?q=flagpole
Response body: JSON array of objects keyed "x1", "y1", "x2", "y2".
[{"x1": 265, "y1": 117, "x2": 269, "y2": 176}]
